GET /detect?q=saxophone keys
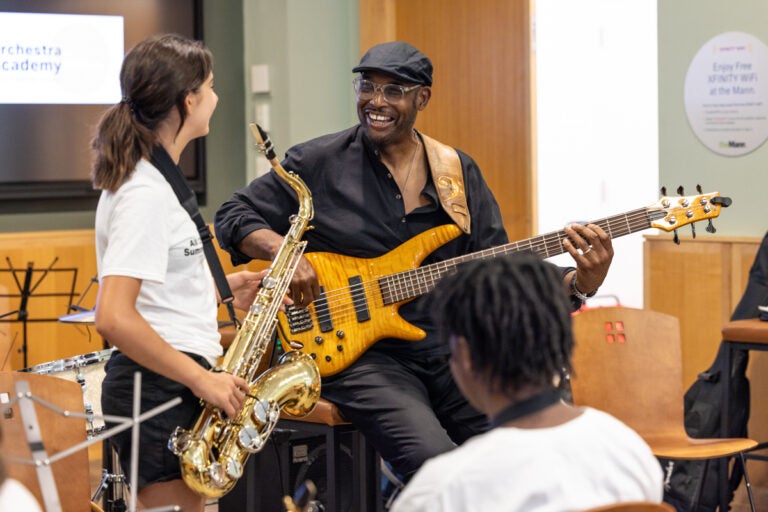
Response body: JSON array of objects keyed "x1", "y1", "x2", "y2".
[
  {"x1": 225, "y1": 458, "x2": 243, "y2": 480},
  {"x1": 168, "y1": 426, "x2": 190, "y2": 455},
  {"x1": 237, "y1": 425, "x2": 263, "y2": 453},
  {"x1": 253, "y1": 398, "x2": 280, "y2": 426},
  {"x1": 262, "y1": 275, "x2": 278, "y2": 289},
  {"x1": 208, "y1": 462, "x2": 227, "y2": 487}
]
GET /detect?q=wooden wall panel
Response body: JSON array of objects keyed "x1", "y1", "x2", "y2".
[
  {"x1": 0, "y1": 230, "x2": 100, "y2": 370},
  {"x1": 644, "y1": 236, "x2": 737, "y2": 388},
  {"x1": 359, "y1": 0, "x2": 395, "y2": 52},
  {"x1": 359, "y1": 0, "x2": 534, "y2": 242}
]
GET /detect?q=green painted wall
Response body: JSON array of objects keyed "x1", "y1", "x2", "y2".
[
  {"x1": 242, "y1": 0, "x2": 358, "y2": 183},
  {"x1": 201, "y1": 0, "x2": 247, "y2": 223},
  {"x1": 0, "y1": 0, "x2": 358, "y2": 233},
  {"x1": 659, "y1": 0, "x2": 768, "y2": 237}
]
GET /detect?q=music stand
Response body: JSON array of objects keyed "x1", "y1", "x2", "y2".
[
  {"x1": 1, "y1": 371, "x2": 182, "y2": 512},
  {"x1": 0, "y1": 257, "x2": 78, "y2": 368}
]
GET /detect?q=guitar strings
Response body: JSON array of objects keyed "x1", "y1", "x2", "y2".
[
  {"x1": 303, "y1": 208, "x2": 675, "y2": 324},
  {"x1": 298, "y1": 203, "x2": 714, "y2": 328}
]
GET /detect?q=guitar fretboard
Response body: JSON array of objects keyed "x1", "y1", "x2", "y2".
[{"x1": 380, "y1": 207, "x2": 663, "y2": 304}]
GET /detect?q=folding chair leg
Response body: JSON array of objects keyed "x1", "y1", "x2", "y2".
[
  {"x1": 739, "y1": 453, "x2": 756, "y2": 512},
  {"x1": 690, "y1": 459, "x2": 709, "y2": 511}
]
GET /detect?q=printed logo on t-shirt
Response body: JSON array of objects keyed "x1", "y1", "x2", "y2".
[{"x1": 184, "y1": 238, "x2": 203, "y2": 257}]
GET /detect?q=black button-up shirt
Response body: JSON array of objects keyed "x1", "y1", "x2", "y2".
[{"x1": 215, "y1": 125, "x2": 560, "y2": 356}]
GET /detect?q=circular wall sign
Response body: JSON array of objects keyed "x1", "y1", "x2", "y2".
[{"x1": 684, "y1": 31, "x2": 768, "y2": 156}]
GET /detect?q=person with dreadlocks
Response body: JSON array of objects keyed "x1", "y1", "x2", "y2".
[{"x1": 390, "y1": 252, "x2": 663, "y2": 512}]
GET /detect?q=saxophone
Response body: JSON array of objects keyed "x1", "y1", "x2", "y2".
[{"x1": 169, "y1": 123, "x2": 321, "y2": 498}]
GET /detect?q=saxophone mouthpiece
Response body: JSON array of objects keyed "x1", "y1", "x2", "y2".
[{"x1": 250, "y1": 123, "x2": 277, "y2": 160}]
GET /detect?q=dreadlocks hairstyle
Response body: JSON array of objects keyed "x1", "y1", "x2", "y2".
[
  {"x1": 430, "y1": 252, "x2": 574, "y2": 396},
  {"x1": 91, "y1": 34, "x2": 213, "y2": 192}
]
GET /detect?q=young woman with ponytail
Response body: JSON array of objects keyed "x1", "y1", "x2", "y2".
[{"x1": 91, "y1": 34, "x2": 263, "y2": 511}]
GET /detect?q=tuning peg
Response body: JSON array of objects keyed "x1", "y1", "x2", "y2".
[
  {"x1": 661, "y1": 186, "x2": 667, "y2": 196},
  {"x1": 707, "y1": 219, "x2": 716, "y2": 234},
  {"x1": 711, "y1": 196, "x2": 733, "y2": 207},
  {"x1": 673, "y1": 230, "x2": 680, "y2": 245},
  {"x1": 696, "y1": 184, "x2": 703, "y2": 194},
  {"x1": 677, "y1": 185, "x2": 684, "y2": 196}
]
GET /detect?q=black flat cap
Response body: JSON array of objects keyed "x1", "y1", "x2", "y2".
[{"x1": 352, "y1": 41, "x2": 433, "y2": 86}]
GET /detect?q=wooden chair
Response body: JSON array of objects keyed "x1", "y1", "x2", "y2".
[
  {"x1": 570, "y1": 306, "x2": 757, "y2": 512},
  {"x1": 582, "y1": 501, "x2": 676, "y2": 512}
]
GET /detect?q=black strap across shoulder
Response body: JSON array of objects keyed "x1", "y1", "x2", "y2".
[
  {"x1": 150, "y1": 145, "x2": 240, "y2": 328},
  {"x1": 489, "y1": 387, "x2": 562, "y2": 428}
]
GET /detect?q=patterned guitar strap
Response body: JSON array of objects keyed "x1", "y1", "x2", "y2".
[{"x1": 419, "y1": 132, "x2": 472, "y2": 234}]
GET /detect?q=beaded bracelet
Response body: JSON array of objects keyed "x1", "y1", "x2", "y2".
[{"x1": 570, "y1": 273, "x2": 597, "y2": 302}]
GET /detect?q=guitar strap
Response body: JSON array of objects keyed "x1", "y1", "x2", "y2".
[
  {"x1": 419, "y1": 132, "x2": 472, "y2": 234},
  {"x1": 150, "y1": 145, "x2": 240, "y2": 329}
]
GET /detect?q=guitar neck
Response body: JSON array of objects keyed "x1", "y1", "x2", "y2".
[{"x1": 383, "y1": 206, "x2": 657, "y2": 304}]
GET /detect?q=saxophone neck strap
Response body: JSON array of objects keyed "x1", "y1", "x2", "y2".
[
  {"x1": 419, "y1": 132, "x2": 471, "y2": 234},
  {"x1": 150, "y1": 145, "x2": 240, "y2": 329},
  {"x1": 489, "y1": 387, "x2": 562, "y2": 428}
]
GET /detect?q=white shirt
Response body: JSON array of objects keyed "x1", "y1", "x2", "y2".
[
  {"x1": 95, "y1": 159, "x2": 222, "y2": 365},
  {"x1": 391, "y1": 407, "x2": 664, "y2": 512}
]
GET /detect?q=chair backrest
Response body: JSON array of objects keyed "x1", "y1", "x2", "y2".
[
  {"x1": 582, "y1": 501, "x2": 676, "y2": 512},
  {"x1": 0, "y1": 371, "x2": 90, "y2": 511},
  {"x1": 570, "y1": 306, "x2": 686, "y2": 438}
]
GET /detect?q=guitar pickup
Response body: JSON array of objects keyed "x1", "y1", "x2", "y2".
[
  {"x1": 349, "y1": 275, "x2": 370, "y2": 323},
  {"x1": 315, "y1": 286, "x2": 333, "y2": 333}
]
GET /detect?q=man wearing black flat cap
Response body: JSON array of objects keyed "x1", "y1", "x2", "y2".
[{"x1": 215, "y1": 41, "x2": 613, "y2": 491}]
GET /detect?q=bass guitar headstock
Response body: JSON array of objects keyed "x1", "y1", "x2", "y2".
[{"x1": 647, "y1": 185, "x2": 731, "y2": 240}]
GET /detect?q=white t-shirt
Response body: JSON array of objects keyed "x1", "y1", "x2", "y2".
[
  {"x1": 95, "y1": 159, "x2": 222, "y2": 365},
  {"x1": 391, "y1": 407, "x2": 664, "y2": 512},
  {"x1": 0, "y1": 478, "x2": 43, "y2": 511}
]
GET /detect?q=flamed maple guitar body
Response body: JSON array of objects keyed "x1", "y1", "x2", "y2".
[
  {"x1": 277, "y1": 192, "x2": 729, "y2": 376},
  {"x1": 278, "y1": 224, "x2": 463, "y2": 376}
]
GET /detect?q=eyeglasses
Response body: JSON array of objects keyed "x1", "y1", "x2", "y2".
[{"x1": 353, "y1": 78, "x2": 421, "y2": 103}]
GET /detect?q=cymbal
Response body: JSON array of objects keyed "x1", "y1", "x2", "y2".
[{"x1": 58, "y1": 310, "x2": 96, "y2": 324}]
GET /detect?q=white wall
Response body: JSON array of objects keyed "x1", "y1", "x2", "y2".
[{"x1": 535, "y1": 0, "x2": 659, "y2": 307}]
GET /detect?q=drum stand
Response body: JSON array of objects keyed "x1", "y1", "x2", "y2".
[{"x1": 92, "y1": 446, "x2": 128, "y2": 512}]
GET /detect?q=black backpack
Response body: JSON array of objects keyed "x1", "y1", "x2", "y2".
[{"x1": 662, "y1": 231, "x2": 768, "y2": 511}]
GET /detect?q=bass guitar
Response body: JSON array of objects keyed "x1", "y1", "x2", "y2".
[{"x1": 278, "y1": 191, "x2": 731, "y2": 376}]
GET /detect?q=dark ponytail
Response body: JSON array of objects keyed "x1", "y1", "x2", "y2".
[{"x1": 91, "y1": 34, "x2": 213, "y2": 191}]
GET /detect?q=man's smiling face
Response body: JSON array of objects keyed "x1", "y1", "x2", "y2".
[{"x1": 356, "y1": 71, "x2": 424, "y2": 148}]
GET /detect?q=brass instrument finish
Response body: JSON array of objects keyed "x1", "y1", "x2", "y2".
[{"x1": 169, "y1": 124, "x2": 321, "y2": 498}]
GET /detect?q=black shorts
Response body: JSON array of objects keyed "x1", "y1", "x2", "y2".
[{"x1": 101, "y1": 351, "x2": 210, "y2": 489}]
